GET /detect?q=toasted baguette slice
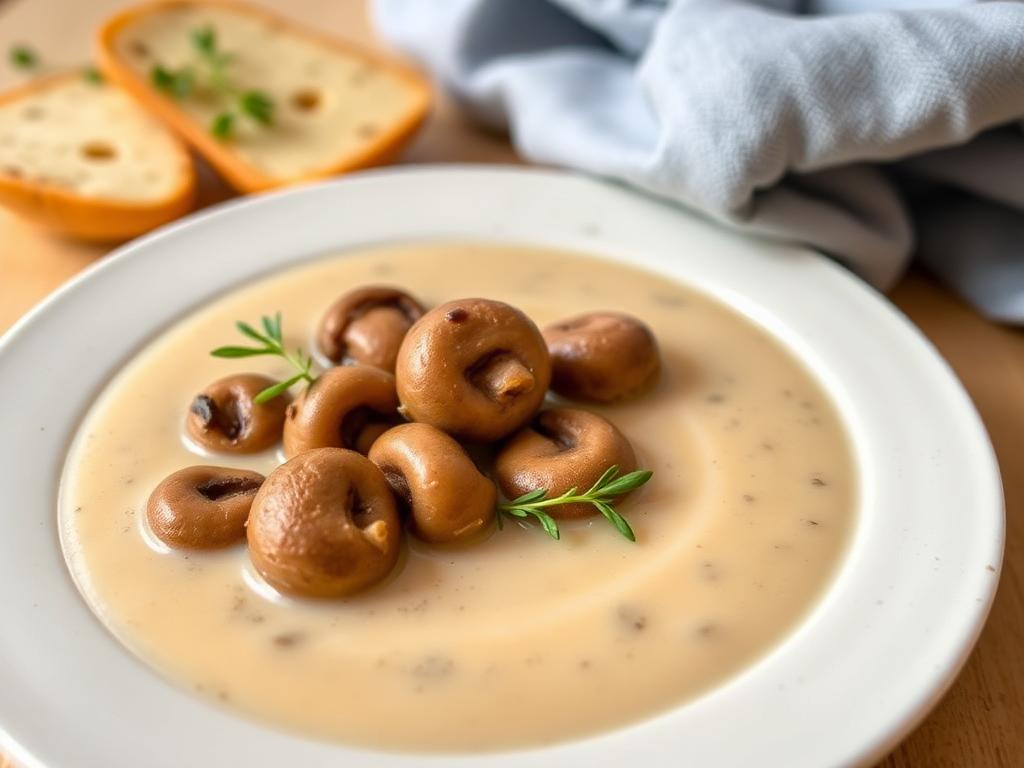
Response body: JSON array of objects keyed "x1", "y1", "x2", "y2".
[
  {"x1": 96, "y1": 1, "x2": 431, "y2": 193},
  {"x1": 0, "y1": 72, "x2": 196, "y2": 241}
]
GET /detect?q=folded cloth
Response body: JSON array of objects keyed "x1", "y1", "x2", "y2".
[{"x1": 371, "y1": 0, "x2": 1024, "y2": 322}]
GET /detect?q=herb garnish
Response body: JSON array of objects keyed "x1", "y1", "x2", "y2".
[
  {"x1": 210, "y1": 313, "x2": 315, "y2": 403},
  {"x1": 150, "y1": 25, "x2": 275, "y2": 141},
  {"x1": 210, "y1": 111, "x2": 235, "y2": 140},
  {"x1": 9, "y1": 44, "x2": 38, "y2": 70},
  {"x1": 498, "y1": 465, "x2": 653, "y2": 542},
  {"x1": 151, "y1": 63, "x2": 194, "y2": 99},
  {"x1": 82, "y1": 66, "x2": 105, "y2": 85}
]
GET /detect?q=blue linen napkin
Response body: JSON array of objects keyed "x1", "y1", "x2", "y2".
[{"x1": 372, "y1": 0, "x2": 1024, "y2": 322}]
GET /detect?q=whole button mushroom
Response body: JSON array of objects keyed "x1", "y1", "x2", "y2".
[
  {"x1": 283, "y1": 365, "x2": 400, "y2": 457},
  {"x1": 543, "y1": 312, "x2": 660, "y2": 402},
  {"x1": 147, "y1": 465, "x2": 265, "y2": 549},
  {"x1": 186, "y1": 373, "x2": 289, "y2": 453},
  {"x1": 247, "y1": 448, "x2": 401, "y2": 598},
  {"x1": 369, "y1": 423, "x2": 496, "y2": 544},
  {"x1": 317, "y1": 286, "x2": 426, "y2": 371},
  {"x1": 396, "y1": 298, "x2": 552, "y2": 442},
  {"x1": 495, "y1": 409, "x2": 637, "y2": 518}
]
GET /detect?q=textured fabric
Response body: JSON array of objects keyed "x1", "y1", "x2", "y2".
[{"x1": 372, "y1": 0, "x2": 1024, "y2": 321}]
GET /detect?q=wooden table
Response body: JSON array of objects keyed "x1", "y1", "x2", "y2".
[{"x1": 0, "y1": 1, "x2": 1020, "y2": 766}]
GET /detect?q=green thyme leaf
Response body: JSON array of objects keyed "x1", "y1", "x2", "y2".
[
  {"x1": 191, "y1": 26, "x2": 217, "y2": 57},
  {"x1": 82, "y1": 66, "x2": 104, "y2": 85},
  {"x1": 210, "y1": 111, "x2": 235, "y2": 140},
  {"x1": 497, "y1": 504, "x2": 560, "y2": 540},
  {"x1": 594, "y1": 500, "x2": 636, "y2": 542},
  {"x1": 596, "y1": 470, "x2": 654, "y2": 498},
  {"x1": 508, "y1": 488, "x2": 548, "y2": 506},
  {"x1": 150, "y1": 64, "x2": 194, "y2": 99},
  {"x1": 262, "y1": 312, "x2": 282, "y2": 342},
  {"x1": 9, "y1": 45, "x2": 38, "y2": 70},
  {"x1": 254, "y1": 372, "x2": 306, "y2": 405},
  {"x1": 586, "y1": 464, "x2": 620, "y2": 494},
  {"x1": 536, "y1": 510, "x2": 561, "y2": 539},
  {"x1": 239, "y1": 89, "x2": 274, "y2": 125},
  {"x1": 235, "y1": 320, "x2": 269, "y2": 344},
  {"x1": 210, "y1": 346, "x2": 275, "y2": 358}
]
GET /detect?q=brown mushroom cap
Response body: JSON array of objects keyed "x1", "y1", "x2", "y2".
[
  {"x1": 283, "y1": 366, "x2": 400, "y2": 458},
  {"x1": 247, "y1": 448, "x2": 401, "y2": 598},
  {"x1": 317, "y1": 286, "x2": 425, "y2": 371},
  {"x1": 495, "y1": 408, "x2": 637, "y2": 519},
  {"x1": 147, "y1": 465, "x2": 265, "y2": 549},
  {"x1": 369, "y1": 423, "x2": 496, "y2": 544},
  {"x1": 396, "y1": 298, "x2": 552, "y2": 442},
  {"x1": 186, "y1": 374, "x2": 289, "y2": 453},
  {"x1": 544, "y1": 312, "x2": 660, "y2": 402}
]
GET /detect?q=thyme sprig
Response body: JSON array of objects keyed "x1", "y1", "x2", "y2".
[
  {"x1": 210, "y1": 313, "x2": 314, "y2": 403},
  {"x1": 150, "y1": 25, "x2": 275, "y2": 140},
  {"x1": 498, "y1": 465, "x2": 653, "y2": 542}
]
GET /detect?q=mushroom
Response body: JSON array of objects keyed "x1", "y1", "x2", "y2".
[
  {"x1": 146, "y1": 465, "x2": 265, "y2": 549},
  {"x1": 543, "y1": 312, "x2": 660, "y2": 402},
  {"x1": 186, "y1": 373, "x2": 289, "y2": 453},
  {"x1": 317, "y1": 286, "x2": 425, "y2": 371},
  {"x1": 283, "y1": 365, "x2": 400, "y2": 457},
  {"x1": 247, "y1": 448, "x2": 401, "y2": 598},
  {"x1": 368, "y1": 423, "x2": 496, "y2": 544},
  {"x1": 396, "y1": 298, "x2": 552, "y2": 442},
  {"x1": 494, "y1": 409, "x2": 637, "y2": 518}
]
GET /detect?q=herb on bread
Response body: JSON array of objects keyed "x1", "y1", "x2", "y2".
[
  {"x1": 151, "y1": 64, "x2": 195, "y2": 98},
  {"x1": 210, "y1": 111, "x2": 235, "y2": 140},
  {"x1": 82, "y1": 66, "x2": 105, "y2": 85},
  {"x1": 150, "y1": 25, "x2": 275, "y2": 141},
  {"x1": 498, "y1": 465, "x2": 653, "y2": 542},
  {"x1": 239, "y1": 89, "x2": 274, "y2": 125},
  {"x1": 211, "y1": 313, "x2": 315, "y2": 403},
  {"x1": 9, "y1": 44, "x2": 38, "y2": 71}
]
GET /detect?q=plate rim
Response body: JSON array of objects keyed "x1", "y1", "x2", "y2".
[{"x1": 0, "y1": 165, "x2": 1004, "y2": 768}]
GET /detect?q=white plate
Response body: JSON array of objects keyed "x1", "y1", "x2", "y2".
[{"x1": 0, "y1": 167, "x2": 1003, "y2": 768}]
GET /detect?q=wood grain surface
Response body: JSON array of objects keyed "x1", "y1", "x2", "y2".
[{"x1": 0, "y1": 1, "x2": 1019, "y2": 766}]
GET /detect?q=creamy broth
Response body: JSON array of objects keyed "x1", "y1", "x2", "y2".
[{"x1": 59, "y1": 242, "x2": 857, "y2": 752}]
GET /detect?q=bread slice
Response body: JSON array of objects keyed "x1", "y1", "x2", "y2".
[
  {"x1": 0, "y1": 72, "x2": 196, "y2": 241},
  {"x1": 96, "y1": 1, "x2": 431, "y2": 193}
]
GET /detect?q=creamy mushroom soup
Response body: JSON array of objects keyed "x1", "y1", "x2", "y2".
[{"x1": 59, "y1": 242, "x2": 857, "y2": 752}]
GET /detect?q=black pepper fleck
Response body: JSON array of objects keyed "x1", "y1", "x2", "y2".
[
  {"x1": 272, "y1": 631, "x2": 306, "y2": 648},
  {"x1": 652, "y1": 292, "x2": 687, "y2": 307},
  {"x1": 412, "y1": 654, "x2": 454, "y2": 680},
  {"x1": 695, "y1": 623, "x2": 718, "y2": 639},
  {"x1": 700, "y1": 561, "x2": 721, "y2": 581},
  {"x1": 616, "y1": 604, "x2": 648, "y2": 633}
]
